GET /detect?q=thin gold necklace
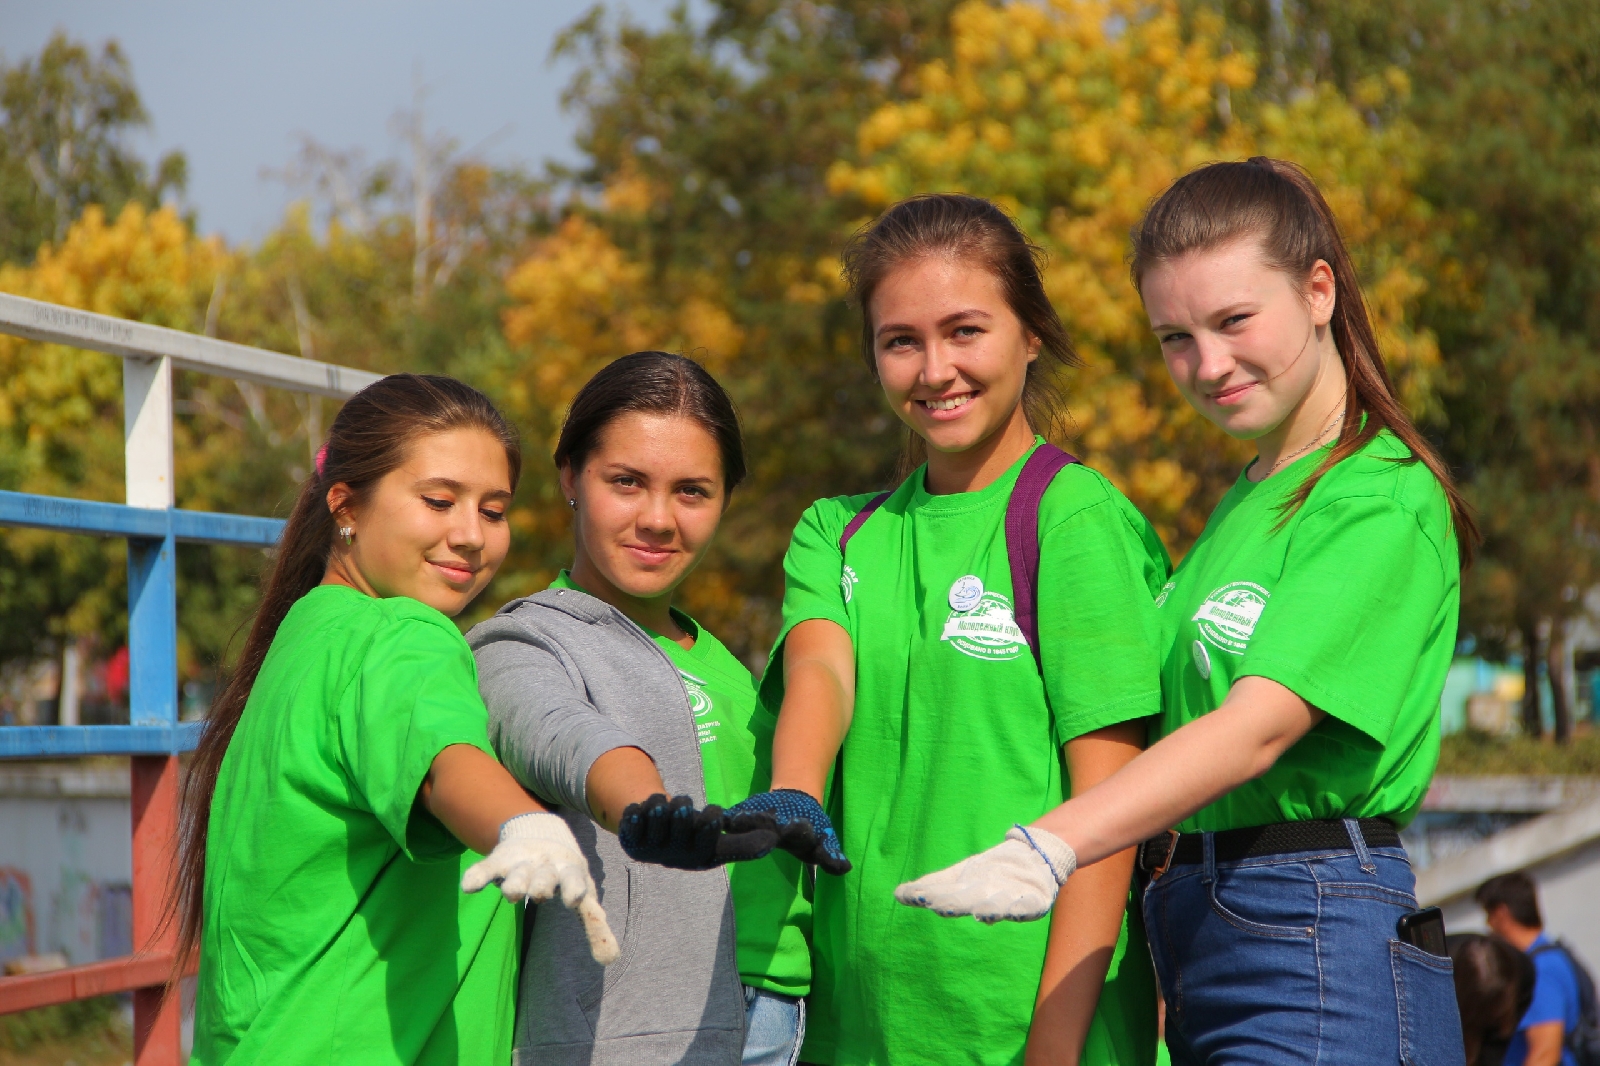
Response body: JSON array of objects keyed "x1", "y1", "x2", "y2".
[{"x1": 1260, "y1": 406, "x2": 1345, "y2": 479}]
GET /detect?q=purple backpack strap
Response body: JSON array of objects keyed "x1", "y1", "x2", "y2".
[
  {"x1": 1006, "y1": 444, "x2": 1080, "y2": 672},
  {"x1": 838, "y1": 491, "x2": 892, "y2": 556}
]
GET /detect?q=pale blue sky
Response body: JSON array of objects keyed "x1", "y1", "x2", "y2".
[{"x1": 0, "y1": 0, "x2": 677, "y2": 243}]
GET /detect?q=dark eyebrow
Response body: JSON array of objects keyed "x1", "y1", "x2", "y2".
[
  {"x1": 603, "y1": 463, "x2": 718, "y2": 489},
  {"x1": 875, "y1": 308, "x2": 994, "y2": 339},
  {"x1": 416, "y1": 476, "x2": 512, "y2": 501}
]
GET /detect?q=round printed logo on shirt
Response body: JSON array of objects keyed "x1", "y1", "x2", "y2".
[
  {"x1": 1155, "y1": 579, "x2": 1176, "y2": 608},
  {"x1": 941, "y1": 591, "x2": 1029, "y2": 661},
  {"x1": 1192, "y1": 580, "x2": 1271, "y2": 655},
  {"x1": 680, "y1": 670, "x2": 713, "y2": 717},
  {"x1": 948, "y1": 575, "x2": 985, "y2": 613},
  {"x1": 841, "y1": 564, "x2": 859, "y2": 604}
]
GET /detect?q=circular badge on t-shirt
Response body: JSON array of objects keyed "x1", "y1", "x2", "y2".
[
  {"x1": 949, "y1": 575, "x2": 984, "y2": 613},
  {"x1": 1192, "y1": 639, "x2": 1212, "y2": 680}
]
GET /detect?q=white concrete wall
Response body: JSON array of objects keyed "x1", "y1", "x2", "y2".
[
  {"x1": 0, "y1": 767, "x2": 131, "y2": 965},
  {"x1": 1437, "y1": 836, "x2": 1600, "y2": 969}
]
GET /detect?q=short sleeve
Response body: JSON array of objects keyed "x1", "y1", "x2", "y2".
[
  {"x1": 1241, "y1": 496, "x2": 1453, "y2": 744},
  {"x1": 779, "y1": 500, "x2": 854, "y2": 634},
  {"x1": 1520, "y1": 951, "x2": 1579, "y2": 1029},
  {"x1": 756, "y1": 498, "x2": 859, "y2": 712},
  {"x1": 339, "y1": 614, "x2": 495, "y2": 861},
  {"x1": 1036, "y1": 488, "x2": 1170, "y2": 746}
]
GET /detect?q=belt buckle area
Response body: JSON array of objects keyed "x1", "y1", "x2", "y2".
[{"x1": 1148, "y1": 828, "x2": 1181, "y2": 882}]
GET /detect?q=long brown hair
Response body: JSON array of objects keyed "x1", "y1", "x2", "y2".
[
  {"x1": 841, "y1": 193, "x2": 1081, "y2": 479},
  {"x1": 170, "y1": 373, "x2": 521, "y2": 974},
  {"x1": 1130, "y1": 157, "x2": 1478, "y2": 563}
]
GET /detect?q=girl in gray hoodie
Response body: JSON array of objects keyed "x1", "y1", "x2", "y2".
[{"x1": 469, "y1": 352, "x2": 811, "y2": 1066}]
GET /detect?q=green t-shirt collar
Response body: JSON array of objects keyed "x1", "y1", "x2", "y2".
[{"x1": 907, "y1": 435, "x2": 1045, "y2": 514}]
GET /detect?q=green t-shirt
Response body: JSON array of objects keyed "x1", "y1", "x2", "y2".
[
  {"x1": 192, "y1": 585, "x2": 518, "y2": 1066},
  {"x1": 1155, "y1": 429, "x2": 1461, "y2": 832},
  {"x1": 763, "y1": 440, "x2": 1170, "y2": 1066},
  {"x1": 549, "y1": 572, "x2": 812, "y2": 995}
]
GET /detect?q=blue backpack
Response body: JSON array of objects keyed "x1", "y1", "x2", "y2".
[
  {"x1": 1531, "y1": 940, "x2": 1600, "y2": 1066},
  {"x1": 837, "y1": 443, "x2": 1079, "y2": 673}
]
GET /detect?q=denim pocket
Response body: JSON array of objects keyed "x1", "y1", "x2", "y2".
[
  {"x1": 1206, "y1": 861, "x2": 1318, "y2": 939},
  {"x1": 1390, "y1": 940, "x2": 1466, "y2": 1066}
]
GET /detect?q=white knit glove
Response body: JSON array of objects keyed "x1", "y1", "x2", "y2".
[
  {"x1": 462, "y1": 812, "x2": 620, "y2": 964},
  {"x1": 894, "y1": 825, "x2": 1077, "y2": 924}
]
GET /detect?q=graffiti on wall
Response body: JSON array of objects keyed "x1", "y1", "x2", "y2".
[{"x1": 0, "y1": 867, "x2": 35, "y2": 963}]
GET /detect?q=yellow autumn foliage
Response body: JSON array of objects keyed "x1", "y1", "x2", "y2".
[
  {"x1": 0, "y1": 203, "x2": 231, "y2": 643},
  {"x1": 499, "y1": 214, "x2": 745, "y2": 453},
  {"x1": 0, "y1": 203, "x2": 225, "y2": 502},
  {"x1": 828, "y1": 0, "x2": 1439, "y2": 549}
]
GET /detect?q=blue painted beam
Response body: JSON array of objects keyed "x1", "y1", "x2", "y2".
[
  {"x1": 0, "y1": 723, "x2": 203, "y2": 758},
  {"x1": 0, "y1": 490, "x2": 280, "y2": 758},
  {"x1": 0, "y1": 491, "x2": 167, "y2": 538},
  {"x1": 0, "y1": 490, "x2": 283, "y2": 546},
  {"x1": 128, "y1": 534, "x2": 179, "y2": 728},
  {"x1": 168, "y1": 509, "x2": 283, "y2": 547}
]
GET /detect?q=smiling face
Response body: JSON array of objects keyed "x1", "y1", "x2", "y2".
[
  {"x1": 870, "y1": 255, "x2": 1040, "y2": 458},
  {"x1": 561, "y1": 411, "x2": 726, "y2": 606},
  {"x1": 327, "y1": 426, "x2": 513, "y2": 617},
  {"x1": 1141, "y1": 236, "x2": 1340, "y2": 442}
]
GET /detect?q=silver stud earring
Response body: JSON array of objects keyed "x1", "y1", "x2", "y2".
[
  {"x1": 568, "y1": 499, "x2": 576, "y2": 509},
  {"x1": 339, "y1": 526, "x2": 354, "y2": 545}
]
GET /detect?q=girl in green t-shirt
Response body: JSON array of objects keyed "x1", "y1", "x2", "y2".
[
  {"x1": 175, "y1": 374, "x2": 617, "y2": 1066},
  {"x1": 740, "y1": 195, "x2": 1169, "y2": 1065},
  {"x1": 468, "y1": 351, "x2": 811, "y2": 1065},
  {"x1": 900, "y1": 161, "x2": 1478, "y2": 1063}
]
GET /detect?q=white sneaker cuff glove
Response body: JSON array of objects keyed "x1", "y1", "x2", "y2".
[
  {"x1": 462, "y1": 812, "x2": 620, "y2": 964},
  {"x1": 893, "y1": 825, "x2": 1077, "y2": 924}
]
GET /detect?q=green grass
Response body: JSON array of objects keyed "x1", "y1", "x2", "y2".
[
  {"x1": 0, "y1": 997, "x2": 125, "y2": 1057},
  {"x1": 1438, "y1": 731, "x2": 1600, "y2": 775}
]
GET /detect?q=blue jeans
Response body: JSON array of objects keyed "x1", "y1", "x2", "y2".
[
  {"x1": 743, "y1": 985, "x2": 805, "y2": 1066},
  {"x1": 1142, "y1": 821, "x2": 1465, "y2": 1065}
]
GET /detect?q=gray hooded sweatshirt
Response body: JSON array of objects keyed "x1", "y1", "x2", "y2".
[{"x1": 468, "y1": 587, "x2": 745, "y2": 1066}]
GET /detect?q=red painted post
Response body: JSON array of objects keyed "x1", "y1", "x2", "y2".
[{"x1": 132, "y1": 755, "x2": 183, "y2": 1065}]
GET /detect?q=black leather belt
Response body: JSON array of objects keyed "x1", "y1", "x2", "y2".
[{"x1": 1136, "y1": 817, "x2": 1401, "y2": 880}]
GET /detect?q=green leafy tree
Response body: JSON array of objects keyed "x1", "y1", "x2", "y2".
[
  {"x1": 1412, "y1": 0, "x2": 1600, "y2": 740},
  {"x1": 0, "y1": 32, "x2": 187, "y2": 266},
  {"x1": 484, "y1": 0, "x2": 967, "y2": 659}
]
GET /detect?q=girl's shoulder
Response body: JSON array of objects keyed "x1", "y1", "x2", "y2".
[
  {"x1": 792, "y1": 485, "x2": 909, "y2": 549},
  {"x1": 290, "y1": 585, "x2": 469, "y2": 656},
  {"x1": 1039, "y1": 462, "x2": 1171, "y2": 571},
  {"x1": 1307, "y1": 430, "x2": 1453, "y2": 537},
  {"x1": 1038, "y1": 461, "x2": 1153, "y2": 535},
  {"x1": 801, "y1": 487, "x2": 903, "y2": 525}
]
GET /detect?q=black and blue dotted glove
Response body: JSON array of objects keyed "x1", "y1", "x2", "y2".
[
  {"x1": 725, "y1": 789, "x2": 851, "y2": 875},
  {"x1": 618, "y1": 794, "x2": 777, "y2": 871}
]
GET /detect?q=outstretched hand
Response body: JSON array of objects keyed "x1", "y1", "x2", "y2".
[
  {"x1": 618, "y1": 793, "x2": 778, "y2": 870},
  {"x1": 894, "y1": 825, "x2": 1076, "y2": 923},
  {"x1": 725, "y1": 789, "x2": 851, "y2": 875},
  {"x1": 462, "y1": 812, "x2": 620, "y2": 964}
]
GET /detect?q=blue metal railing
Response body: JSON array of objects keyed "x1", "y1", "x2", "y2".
[
  {"x1": 0, "y1": 291, "x2": 377, "y2": 764},
  {"x1": 0, "y1": 291, "x2": 379, "y2": 1057},
  {"x1": 0, "y1": 490, "x2": 284, "y2": 757}
]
